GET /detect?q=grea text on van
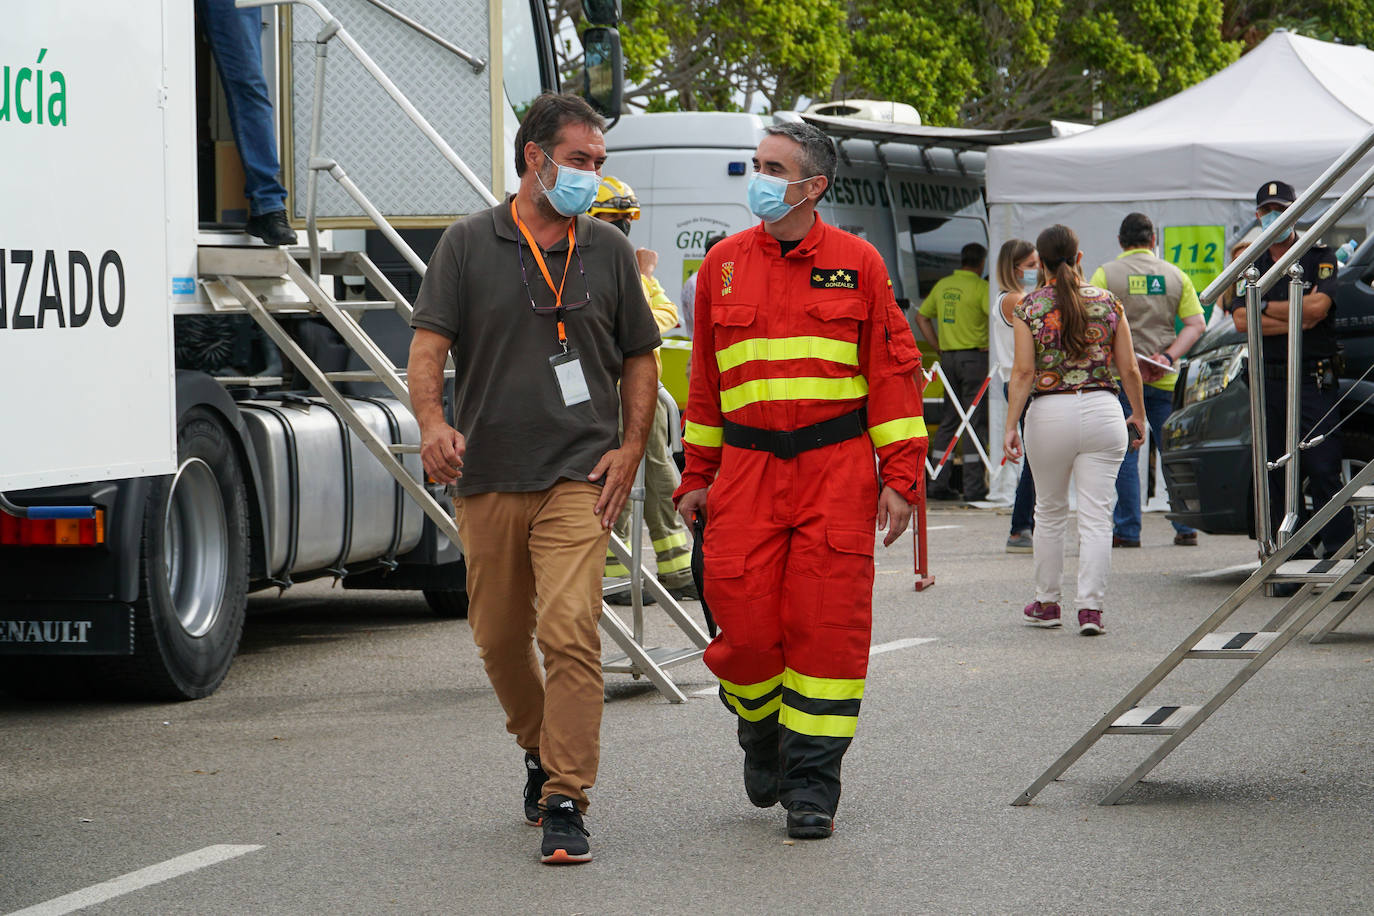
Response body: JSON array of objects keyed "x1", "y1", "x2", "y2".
[
  {"x1": 1, "y1": 249, "x2": 126, "y2": 330},
  {"x1": 1, "y1": 49, "x2": 67, "y2": 126}
]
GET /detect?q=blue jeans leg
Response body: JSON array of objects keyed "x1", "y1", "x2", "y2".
[
  {"x1": 1004, "y1": 383, "x2": 1035, "y2": 534},
  {"x1": 1114, "y1": 386, "x2": 1195, "y2": 538},
  {"x1": 199, "y1": 0, "x2": 289, "y2": 217}
]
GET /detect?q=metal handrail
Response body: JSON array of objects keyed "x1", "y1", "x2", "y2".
[
  {"x1": 1199, "y1": 123, "x2": 1374, "y2": 558},
  {"x1": 1200, "y1": 123, "x2": 1374, "y2": 304},
  {"x1": 239, "y1": 0, "x2": 502, "y2": 276},
  {"x1": 357, "y1": 0, "x2": 485, "y2": 72}
]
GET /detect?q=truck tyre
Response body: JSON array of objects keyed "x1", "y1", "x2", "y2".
[
  {"x1": 422, "y1": 588, "x2": 469, "y2": 619},
  {"x1": 95, "y1": 408, "x2": 250, "y2": 699}
]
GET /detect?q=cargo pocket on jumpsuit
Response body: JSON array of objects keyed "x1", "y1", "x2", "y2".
[
  {"x1": 819, "y1": 528, "x2": 876, "y2": 631},
  {"x1": 882, "y1": 305, "x2": 922, "y2": 375},
  {"x1": 701, "y1": 551, "x2": 759, "y2": 646}
]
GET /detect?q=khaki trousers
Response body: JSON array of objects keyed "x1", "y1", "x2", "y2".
[{"x1": 455, "y1": 481, "x2": 609, "y2": 811}]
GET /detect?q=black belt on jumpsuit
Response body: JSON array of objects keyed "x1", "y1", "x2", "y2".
[{"x1": 722, "y1": 407, "x2": 868, "y2": 460}]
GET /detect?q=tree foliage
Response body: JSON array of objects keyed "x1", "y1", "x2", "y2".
[{"x1": 547, "y1": 0, "x2": 1374, "y2": 126}]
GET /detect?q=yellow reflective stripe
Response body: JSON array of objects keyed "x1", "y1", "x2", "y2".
[
  {"x1": 867, "y1": 416, "x2": 929, "y2": 448},
  {"x1": 783, "y1": 668, "x2": 866, "y2": 701},
  {"x1": 716, "y1": 336, "x2": 860, "y2": 373},
  {"x1": 652, "y1": 532, "x2": 689, "y2": 552},
  {"x1": 656, "y1": 552, "x2": 693, "y2": 574},
  {"x1": 604, "y1": 563, "x2": 630, "y2": 577},
  {"x1": 780, "y1": 704, "x2": 858, "y2": 738},
  {"x1": 719, "y1": 673, "x2": 783, "y2": 700},
  {"x1": 720, "y1": 376, "x2": 869, "y2": 413},
  {"x1": 725, "y1": 693, "x2": 782, "y2": 721},
  {"x1": 684, "y1": 421, "x2": 724, "y2": 448}
]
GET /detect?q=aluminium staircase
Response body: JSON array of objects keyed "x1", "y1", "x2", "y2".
[{"x1": 1014, "y1": 123, "x2": 1374, "y2": 806}]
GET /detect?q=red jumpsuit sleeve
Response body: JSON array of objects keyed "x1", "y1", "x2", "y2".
[
  {"x1": 860, "y1": 251, "x2": 928, "y2": 504},
  {"x1": 673, "y1": 251, "x2": 724, "y2": 502}
]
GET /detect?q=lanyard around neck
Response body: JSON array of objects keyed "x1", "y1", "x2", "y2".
[{"x1": 511, "y1": 199, "x2": 577, "y2": 347}]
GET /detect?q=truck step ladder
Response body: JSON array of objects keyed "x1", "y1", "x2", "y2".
[
  {"x1": 203, "y1": 244, "x2": 709, "y2": 702},
  {"x1": 1012, "y1": 389, "x2": 1374, "y2": 808},
  {"x1": 598, "y1": 388, "x2": 711, "y2": 703}
]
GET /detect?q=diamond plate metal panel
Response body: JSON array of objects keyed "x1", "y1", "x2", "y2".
[{"x1": 289, "y1": 0, "x2": 493, "y2": 221}]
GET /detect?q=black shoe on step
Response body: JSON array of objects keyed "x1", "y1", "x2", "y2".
[
  {"x1": 786, "y1": 802, "x2": 834, "y2": 839},
  {"x1": 245, "y1": 210, "x2": 298, "y2": 246},
  {"x1": 606, "y1": 588, "x2": 655, "y2": 606},
  {"x1": 523, "y1": 752, "x2": 548, "y2": 826},
  {"x1": 540, "y1": 794, "x2": 592, "y2": 864}
]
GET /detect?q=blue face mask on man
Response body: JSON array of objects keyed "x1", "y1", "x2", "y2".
[
  {"x1": 537, "y1": 148, "x2": 601, "y2": 217},
  {"x1": 747, "y1": 172, "x2": 818, "y2": 223},
  {"x1": 1259, "y1": 208, "x2": 1289, "y2": 234}
]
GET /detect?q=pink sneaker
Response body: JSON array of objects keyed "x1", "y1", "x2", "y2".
[
  {"x1": 1023, "y1": 601, "x2": 1061, "y2": 628},
  {"x1": 1078, "y1": 608, "x2": 1104, "y2": 635}
]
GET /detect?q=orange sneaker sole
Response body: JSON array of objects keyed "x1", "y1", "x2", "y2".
[{"x1": 541, "y1": 849, "x2": 592, "y2": 865}]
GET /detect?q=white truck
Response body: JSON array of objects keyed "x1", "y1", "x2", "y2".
[
  {"x1": 598, "y1": 106, "x2": 1057, "y2": 406},
  {"x1": 0, "y1": 0, "x2": 621, "y2": 699}
]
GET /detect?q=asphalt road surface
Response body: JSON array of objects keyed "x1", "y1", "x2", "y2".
[{"x1": 4, "y1": 508, "x2": 1374, "y2": 915}]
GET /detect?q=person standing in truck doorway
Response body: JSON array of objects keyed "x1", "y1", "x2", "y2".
[
  {"x1": 916, "y1": 243, "x2": 990, "y2": 503},
  {"x1": 407, "y1": 93, "x2": 661, "y2": 865},
  {"x1": 1228, "y1": 180, "x2": 1353, "y2": 560},
  {"x1": 197, "y1": 0, "x2": 297, "y2": 246}
]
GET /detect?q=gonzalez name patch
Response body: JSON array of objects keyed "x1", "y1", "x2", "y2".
[{"x1": 811, "y1": 267, "x2": 858, "y2": 290}]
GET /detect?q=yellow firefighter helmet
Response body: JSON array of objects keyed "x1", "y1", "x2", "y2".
[{"x1": 587, "y1": 175, "x2": 641, "y2": 220}]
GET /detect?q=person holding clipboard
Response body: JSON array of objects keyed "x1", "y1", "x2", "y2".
[{"x1": 1090, "y1": 213, "x2": 1205, "y2": 547}]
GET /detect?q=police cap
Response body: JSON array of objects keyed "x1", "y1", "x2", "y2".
[{"x1": 1256, "y1": 180, "x2": 1297, "y2": 209}]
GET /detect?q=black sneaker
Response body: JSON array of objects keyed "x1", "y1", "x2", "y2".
[
  {"x1": 523, "y1": 752, "x2": 548, "y2": 826},
  {"x1": 540, "y1": 795, "x2": 592, "y2": 864},
  {"x1": 245, "y1": 210, "x2": 298, "y2": 247},
  {"x1": 786, "y1": 802, "x2": 834, "y2": 840}
]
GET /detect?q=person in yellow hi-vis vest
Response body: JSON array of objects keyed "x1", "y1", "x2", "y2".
[
  {"x1": 588, "y1": 176, "x2": 699, "y2": 602},
  {"x1": 915, "y1": 243, "x2": 990, "y2": 502}
]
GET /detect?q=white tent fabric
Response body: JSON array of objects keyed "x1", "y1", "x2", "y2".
[{"x1": 980, "y1": 32, "x2": 1374, "y2": 506}]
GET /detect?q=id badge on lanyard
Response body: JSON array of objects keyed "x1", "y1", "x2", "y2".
[
  {"x1": 549, "y1": 349, "x2": 591, "y2": 406},
  {"x1": 512, "y1": 199, "x2": 591, "y2": 409}
]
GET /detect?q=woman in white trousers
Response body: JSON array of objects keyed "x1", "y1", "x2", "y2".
[{"x1": 1002, "y1": 225, "x2": 1145, "y2": 635}]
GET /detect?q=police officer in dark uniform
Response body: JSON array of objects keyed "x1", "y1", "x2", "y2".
[{"x1": 1230, "y1": 179, "x2": 1353, "y2": 557}]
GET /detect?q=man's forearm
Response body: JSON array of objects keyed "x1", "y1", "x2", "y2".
[
  {"x1": 406, "y1": 338, "x2": 449, "y2": 429},
  {"x1": 620, "y1": 353, "x2": 658, "y2": 454}
]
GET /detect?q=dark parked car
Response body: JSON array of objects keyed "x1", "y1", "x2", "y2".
[{"x1": 1161, "y1": 239, "x2": 1374, "y2": 536}]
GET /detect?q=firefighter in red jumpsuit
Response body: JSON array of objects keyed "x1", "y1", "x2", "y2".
[{"x1": 674, "y1": 122, "x2": 927, "y2": 839}]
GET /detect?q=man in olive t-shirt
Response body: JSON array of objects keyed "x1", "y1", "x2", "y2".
[
  {"x1": 407, "y1": 93, "x2": 660, "y2": 866},
  {"x1": 915, "y1": 242, "x2": 989, "y2": 501}
]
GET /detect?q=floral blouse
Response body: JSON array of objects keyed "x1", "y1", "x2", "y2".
[{"x1": 1013, "y1": 285, "x2": 1123, "y2": 394}]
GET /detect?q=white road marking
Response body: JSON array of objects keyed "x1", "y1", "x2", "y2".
[
  {"x1": 1190, "y1": 562, "x2": 1261, "y2": 580},
  {"x1": 8, "y1": 845, "x2": 263, "y2": 916},
  {"x1": 692, "y1": 636, "x2": 937, "y2": 694},
  {"x1": 870, "y1": 637, "x2": 937, "y2": 656}
]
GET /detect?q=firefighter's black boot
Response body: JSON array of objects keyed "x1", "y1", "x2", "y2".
[
  {"x1": 779, "y1": 729, "x2": 850, "y2": 834},
  {"x1": 786, "y1": 803, "x2": 835, "y2": 839},
  {"x1": 738, "y1": 716, "x2": 781, "y2": 808}
]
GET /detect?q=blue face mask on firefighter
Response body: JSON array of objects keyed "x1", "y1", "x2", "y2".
[
  {"x1": 748, "y1": 172, "x2": 818, "y2": 223},
  {"x1": 537, "y1": 148, "x2": 601, "y2": 217}
]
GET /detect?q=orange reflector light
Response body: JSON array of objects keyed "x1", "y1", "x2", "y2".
[{"x1": 0, "y1": 509, "x2": 105, "y2": 547}]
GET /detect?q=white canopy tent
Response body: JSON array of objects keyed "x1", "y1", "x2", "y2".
[{"x1": 981, "y1": 31, "x2": 1374, "y2": 505}]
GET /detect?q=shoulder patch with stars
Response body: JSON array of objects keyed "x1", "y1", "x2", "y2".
[{"x1": 811, "y1": 267, "x2": 858, "y2": 290}]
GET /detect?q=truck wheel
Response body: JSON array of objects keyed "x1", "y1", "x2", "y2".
[
  {"x1": 422, "y1": 588, "x2": 469, "y2": 619},
  {"x1": 96, "y1": 408, "x2": 250, "y2": 700}
]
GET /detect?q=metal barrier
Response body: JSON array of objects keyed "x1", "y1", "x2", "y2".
[{"x1": 923, "y1": 362, "x2": 994, "y2": 494}]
